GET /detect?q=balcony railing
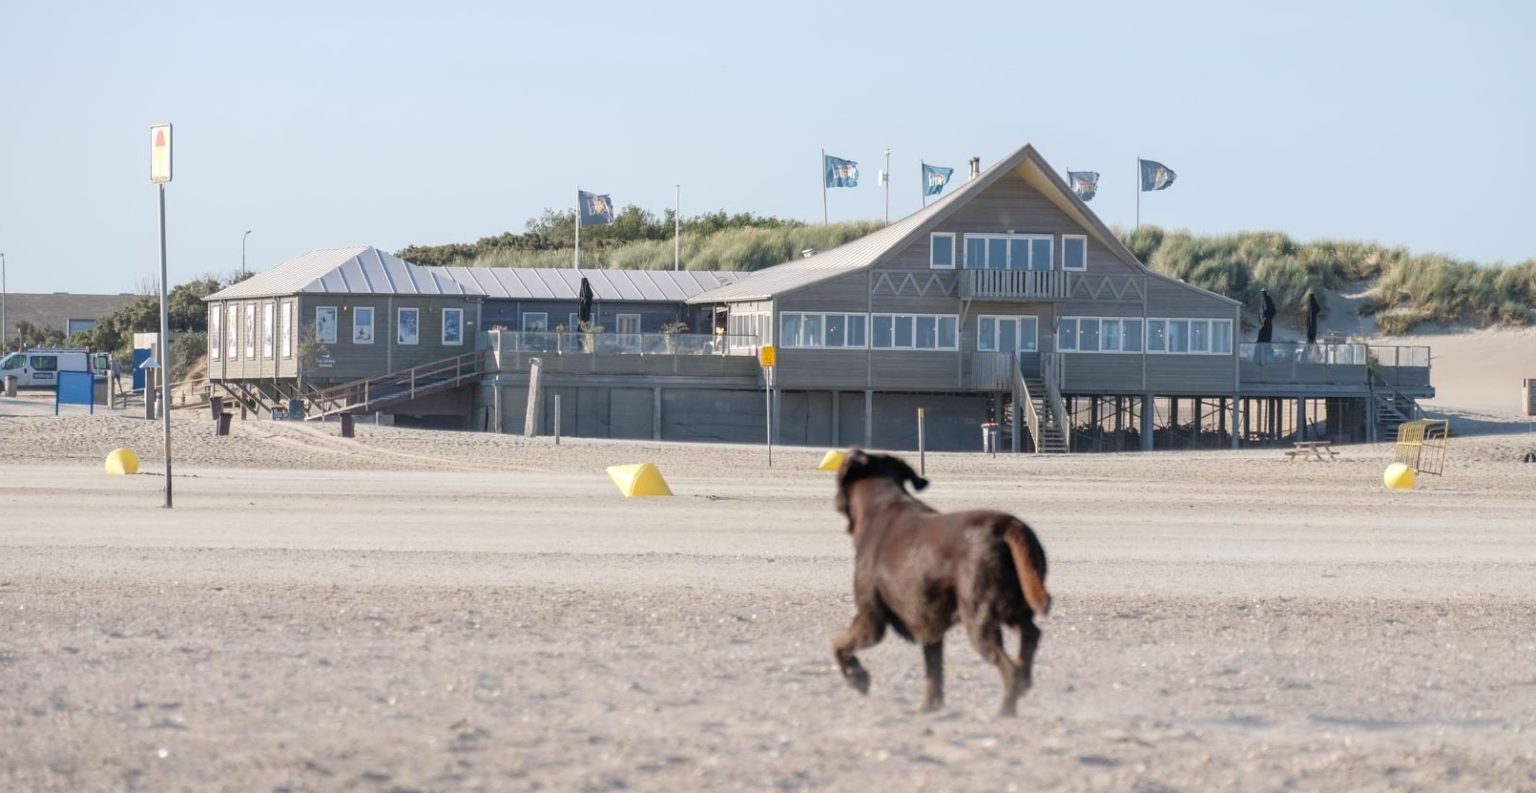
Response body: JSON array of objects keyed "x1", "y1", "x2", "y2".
[
  {"x1": 960, "y1": 269, "x2": 1069, "y2": 300},
  {"x1": 1238, "y1": 342, "x2": 1431, "y2": 388}
]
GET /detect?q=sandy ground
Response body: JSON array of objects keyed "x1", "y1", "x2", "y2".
[{"x1": 2, "y1": 401, "x2": 1536, "y2": 791}]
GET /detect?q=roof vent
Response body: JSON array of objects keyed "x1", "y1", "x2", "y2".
[
  {"x1": 801, "y1": 248, "x2": 817, "y2": 258},
  {"x1": 968, "y1": 157, "x2": 981, "y2": 181}
]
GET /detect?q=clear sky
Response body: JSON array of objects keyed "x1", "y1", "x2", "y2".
[{"x1": 0, "y1": 0, "x2": 1531, "y2": 293}]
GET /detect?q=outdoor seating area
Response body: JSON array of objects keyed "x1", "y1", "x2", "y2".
[{"x1": 1284, "y1": 440, "x2": 1339, "y2": 461}]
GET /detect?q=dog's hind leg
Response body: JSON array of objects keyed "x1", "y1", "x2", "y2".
[
  {"x1": 1015, "y1": 619, "x2": 1042, "y2": 699},
  {"x1": 964, "y1": 613, "x2": 1022, "y2": 717},
  {"x1": 920, "y1": 640, "x2": 945, "y2": 713},
  {"x1": 832, "y1": 611, "x2": 885, "y2": 696}
]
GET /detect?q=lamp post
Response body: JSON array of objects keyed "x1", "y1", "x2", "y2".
[
  {"x1": 241, "y1": 230, "x2": 253, "y2": 277},
  {"x1": 1, "y1": 252, "x2": 7, "y2": 353}
]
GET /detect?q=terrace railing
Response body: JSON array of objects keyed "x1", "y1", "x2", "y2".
[
  {"x1": 959, "y1": 269, "x2": 1070, "y2": 300},
  {"x1": 1238, "y1": 342, "x2": 1431, "y2": 388}
]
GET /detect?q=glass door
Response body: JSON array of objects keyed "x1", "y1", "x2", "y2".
[{"x1": 617, "y1": 314, "x2": 641, "y2": 352}]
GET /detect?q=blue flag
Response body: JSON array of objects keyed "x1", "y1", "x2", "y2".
[
  {"x1": 1068, "y1": 171, "x2": 1100, "y2": 202},
  {"x1": 824, "y1": 154, "x2": 859, "y2": 188},
  {"x1": 921, "y1": 163, "x2": 954, "y2": 196},
  {"x1": 1138, "y1": 159, "x2": 1176, "y2": 192},
  {"x1": 578, "y1": 190, "x2": 615, "y2": 226}
]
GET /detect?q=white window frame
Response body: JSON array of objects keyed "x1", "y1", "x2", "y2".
[
  {"x1": 1062, "y1": 234, "x2": 1088, "y2": 271},
  {"x1": 870, "y1": 313, "x2": 958, "y2": 351},
  {"x1": 315, "y1": 306, "x2": 338, "y2": 345},
  {"x1": 962, "y1": 233, "x2": 1054, "y2": 271},
  {"x1": 281, "y1": 301, "x2": 293, "y2": 359},
  {"x1": 244, "y1": 304, "x2": 257, "y2": 359},
  {"x1": 209, "y1": 305, "x2": 221, "y2": 361},
  {"x1": 1142, "y1": 318, "x2": 1235, "y2": 355},
  {"x1": 777, "y1": 312, "x2": 869, "y2": 349},
  {"x1": 442, "y1": 307, "x2": 464, "y2": 346},
  {"x1": 929, "y1": 232, "x2": 956, "y2": 269},
  {"x1": 521, "y1": 312, "x2": 548, "y2": 332},
  {"x1": 227, "y1": 305, "x2": 239, "y2": 358},
  {"x1": 1058, "y1": 316, "x2": 1148, "y2": 353},
  {"x1": 976, "y1": 315, "x2": 1040, "y2": 353},
  {"x1": 397, "y1": 307, "x2": 420, "y2": 345},
  {"x1": 262, "y1": 302, "x2": 275, "y2": 359},
  {"x1": 353, "y1": 306, "x2": 375, "y2": 345}
]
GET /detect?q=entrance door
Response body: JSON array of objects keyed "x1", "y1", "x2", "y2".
[{"x1": 979, "y1": 315, "x2": 1040, "y2": 369}]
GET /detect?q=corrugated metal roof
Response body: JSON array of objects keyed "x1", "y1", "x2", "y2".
[
  {"x1": 431, "y1": 267, "x2": 748, "y2": 302},
  {"x1": 204, "y1": 246, "x2": 483, "y2": 300}
]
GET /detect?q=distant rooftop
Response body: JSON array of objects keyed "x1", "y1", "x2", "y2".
[{"x1": 431, "y1": 266, "x2": 748, "y2": 302}]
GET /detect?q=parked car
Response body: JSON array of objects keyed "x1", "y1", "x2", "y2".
[{"x1": 0, "y1": 348, "x2": 111, "y2": 388}]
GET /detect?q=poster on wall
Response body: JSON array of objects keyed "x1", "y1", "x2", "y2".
[
  {"x1": 281, "y1": 303, "x2": 293, "y2": 358},
  {"x1": 398, "y1": 308, "x2": 420, "y2": 345},
  {"x1": 316, "y1": 306, "x2": 338, "y2": 344},
  {"x1": 209, "y1": 306, "x2": 221, "y2": 361},
  {"x1": 262, "y1": 303, "x2": 275, "y2": 358},
  {"x1": 354, "y1": 306, "x2": 374, "y2": 344},
  {"x1": 442, "y1": 308, "x2": 463, "y2": 345},
  {"x1": 244, "y1": 304, "x2": 256, "y2": 358}
]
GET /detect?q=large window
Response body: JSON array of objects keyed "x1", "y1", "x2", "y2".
[
  {"x1": 1063, "y1": 235, "x2": 1087, "y2": 271},
  {"x1": 262, "y1": 303, "x2": 275, "y2": 359},
  {"x1": 1079, "y1": 317, "x2": 1232, "y2": 355},
  {"x1": 977, "y1": 315, "x2": 1040, "y2": 353},
  {"x1": 244, "y1": 304, "x2": 257, "y2": 358},
  {"x1": 779, "y1": 312, "x2": 867, "y2": 348},
  {"x1": 227, "y1": 306, "x2": 239, "y2": 358},
  {"x1": 209, "y1": 306, "x2": 221, "y2": 361},
  {"x1": 870, "y1": 314, "x2": 957, "y2": 350},
  {"x1": 443, "y1": 308, "x2": 464, "y2": 346},
  {"x1": 315, "y1": 306, "x2": 337, "y2": 345},
  {"x1": 353, "y1": 306, "x2": 375, "y2": 344},
  {"x1": 281, "y1": 302, "x2": 293, "y2": 359},
  {"x1": 963, "y1": 233, "x2": 1053, "y2": 271},
  {"x1": 930, "y1": 233, "x2": 956, "y2": 269},
  {"x1": 522, "y1": 312, "x2": 548, "y2": 332},
  {"x1": 1057, "y1": 317, "x2": 1146, "y2": 353}
]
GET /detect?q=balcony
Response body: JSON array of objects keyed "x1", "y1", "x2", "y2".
[
  {"x1": 1238, "y1": 342, "x2": 1431, "y2": 389},
  {"x1": 960, "y1": 269, "x2": 1070, "y2": 301},
  {"x1": 484, "y1": 330, "x2": 763, "y2": 378}
]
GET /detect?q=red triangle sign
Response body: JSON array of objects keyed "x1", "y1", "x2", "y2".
[{"x1": 154, "y1": 129, "x2": 166, "y2": 147}]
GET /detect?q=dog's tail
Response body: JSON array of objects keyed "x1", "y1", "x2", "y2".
[{"x1": 998, "y1": 518, "x2": 1051, "y2": 617}]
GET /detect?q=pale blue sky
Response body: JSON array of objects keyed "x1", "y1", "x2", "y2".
[{"x1": 0, "y1": 0, "x2": 1531, "y2": 293}]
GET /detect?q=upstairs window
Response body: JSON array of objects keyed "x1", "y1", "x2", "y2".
[
  {"x1": 1063, "y1": 235, "x2": 1087, "y2": 271},
  {"x1": 963, "y1": 234, "x2": 1053, "y2": 271},
  {"x1": 929, "y1": 233, "x2": 955, "y2": 269}
]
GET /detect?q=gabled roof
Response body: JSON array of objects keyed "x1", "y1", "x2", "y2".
[
  {"x1": 432, "y1": 267, "x2": 748, "y2": 302},
  {"x1": 688, "y1": 143, "x2": 1240, "y2": 307},
  {"x1": 204, "y1": 246, "x2": 483, "y2": 300}
]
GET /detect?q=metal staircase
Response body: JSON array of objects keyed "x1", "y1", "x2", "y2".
[
  {"x1": 305, "y1": 352, "x2": 481, "y2": 419},
  {"x1": 1004, "y1": 360, "x2": 1068, "y2": 454},
  {"x1": 1369, "y1": 372, "x2": 1421, "y2": 441}
]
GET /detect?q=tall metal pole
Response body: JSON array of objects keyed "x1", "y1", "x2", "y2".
[
  {"x1": 820, "y1": 149, "x2": 828, "y2": 224},
  {"x1": 1, "y1": 252, "x2": 7, "y2": 354},
  {"x1": 158, "y1": 184, "x2": 172, "y2": 508},
  {"x1": 883, "y1": 148, "x2": 891, "y2": 225},
  {"x1": 1135, "y1": 158, "x2": 1141, "y2": 230},
  {"x1": 573, "y1": 187, "x2": 581, "y2": 271},
  {"x1": 241, "y1": 229, "x2": 252, "y2": 277},
  {"x1": 673, "y1": 184, "x2": 681, "y2": 272}
]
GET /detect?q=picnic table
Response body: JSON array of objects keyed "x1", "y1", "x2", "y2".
[{"x1": 1285, "y1": 440, "x2": 1339, "y2": 462}]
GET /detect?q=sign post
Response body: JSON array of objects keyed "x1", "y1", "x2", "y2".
[
  {"x1": 759, "y1": 345, "x2": 776, "y2": 466},
  {"x1": 150, "y1": 123, "x2": 173, "y2": 508}
]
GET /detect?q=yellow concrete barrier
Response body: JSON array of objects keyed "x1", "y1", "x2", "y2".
[
  {"x1": 606, "y1": 463, "x2": 673, "y2": 497},
  {"x1": 105, "y1": 448, "x2": 140, "y2": 476},
  {"x1": 817, "y1": 450, "x2": 847, "y2": 472},
  {"x1": 1383, "y1": 462, "x2": 1415, "y2": 491}
]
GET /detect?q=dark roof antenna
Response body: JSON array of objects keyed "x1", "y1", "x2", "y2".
[{"x1": 968, "y1": 157, "x2": 981, "y2": 181}]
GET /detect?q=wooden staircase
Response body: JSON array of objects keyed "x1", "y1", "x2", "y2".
[
  {"x1": 305, "y1": 352, "x2": 482, "y2": 419},
  {"x1": 1021, "y1": 375, "x2": 1069, "y2": 453}
]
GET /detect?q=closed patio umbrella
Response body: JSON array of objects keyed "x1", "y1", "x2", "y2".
[
  {"x1": 577, "y1": 277, "x2": 594, "y2": 327},
  {"x1": 1256, "y1": 289, "x2": 1277, "y2": 344},
  {"x1": 1306, "y1": 293, "x2": 1321, "y2": 344}
]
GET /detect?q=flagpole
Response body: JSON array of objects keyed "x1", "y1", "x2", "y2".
[
  {"x1": 1134, "y1": 159, "x2": 1141, "y2": 230},
  {"x1": 920, "y1": 161, "x2": 927, "y2": 209},
  {"x1": 674, "y1": 184, "x2": 681, "y2": 272},
  {"x1": 883, "y1": 147, "x2": 891, "y2": 225},
  {"x1": 821, "y1": 148, "x2": 828, "y2": 224},
  {"x1": 574, "y1": 187, "x2": 581, "y2": 270}
]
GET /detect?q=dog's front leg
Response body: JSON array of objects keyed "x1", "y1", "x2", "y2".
[
  {"x1": 832, "y1": 611, "x2": 884, "y2": 695},
  {"x1": 920, "y1": 640, "x2": 944, "y2": 712}
]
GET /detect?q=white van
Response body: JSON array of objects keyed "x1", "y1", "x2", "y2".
[{"x1": 0, "y1": 349, "x2": 111, "y2": 388}]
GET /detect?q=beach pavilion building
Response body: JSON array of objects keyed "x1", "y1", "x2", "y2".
[{"x1": 205, "y1": 144, "x2": 1432, "y2": 448}]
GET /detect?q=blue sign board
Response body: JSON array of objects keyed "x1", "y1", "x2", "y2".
[
  {"x1": 55, "y1": 371, "x2": 95, "y2": 415},
  {"x1": 132, "y1": 348, "x2": 150, "y2": 391}
]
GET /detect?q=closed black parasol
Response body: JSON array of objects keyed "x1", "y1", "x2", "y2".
[
  {"x1": 1256, "y1": 288, "x2": 1277, "y2": 344},
  {"x1": 1306, "y1": 292, "x2": 1321, "y2": 344},
  {"x1": 577, "y1": 277, "x2": 594, "y2": 327}
]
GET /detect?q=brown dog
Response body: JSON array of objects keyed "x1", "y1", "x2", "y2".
[{"x1": 832, "y1": 450, "x2": 1051, "y2": 716}]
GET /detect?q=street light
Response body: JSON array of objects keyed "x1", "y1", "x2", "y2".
[
  {"x1": 241, "y1": 230, "x2": 253, "y2": 277},
  {"x1": 1, "y1": 252, "x2": 7, "y2": 353}
]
